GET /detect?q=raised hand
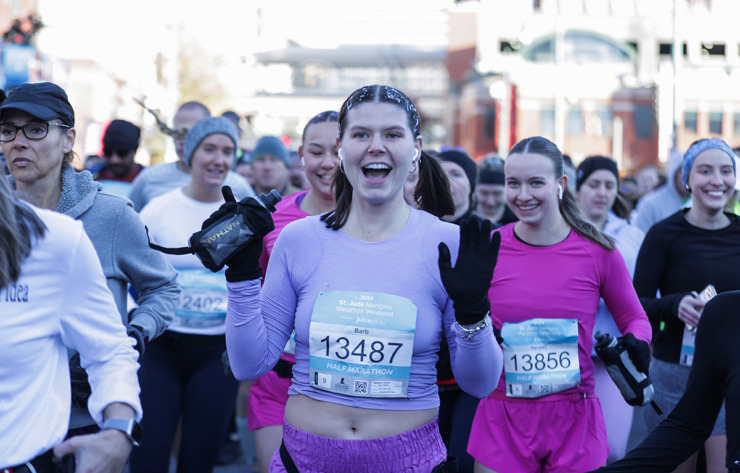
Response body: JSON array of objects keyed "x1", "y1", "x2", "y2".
[{"x1": 438, "y1": 217, "x2": 501, "y2": 326}]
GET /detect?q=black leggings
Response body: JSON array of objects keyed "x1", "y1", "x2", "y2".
[{"x1": 129, "y1": 331, "x2": 239, "y2": 473}]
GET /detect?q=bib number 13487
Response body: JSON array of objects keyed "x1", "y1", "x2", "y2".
[{"x1": 320, "y1": 336, "x2": 404, "y2": 364}]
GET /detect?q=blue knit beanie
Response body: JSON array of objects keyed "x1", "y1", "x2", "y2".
[
  {"x1": 682, "y1": 138, "x2": 736, "y2": 191},
  {"x1": 184, "y1": 117, "x2": 239, "y2": 167},
  {"x1": 250, "y1": 136, "x2": 290, "y2": 167}
]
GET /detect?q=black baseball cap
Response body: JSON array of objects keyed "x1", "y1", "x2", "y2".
[{"x1": 0, "y1": 82, "x2": 75, "y2": 126}]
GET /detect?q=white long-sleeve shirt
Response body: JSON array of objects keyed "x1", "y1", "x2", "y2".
[{"x1": 0, "y1": 206, "x2": 141, "y2": 468}]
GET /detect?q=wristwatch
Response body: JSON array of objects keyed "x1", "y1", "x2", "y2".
[{"x1": 101, "y1": 418, "x2": 143, "y2": 447}]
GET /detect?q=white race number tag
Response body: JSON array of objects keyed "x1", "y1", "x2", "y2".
[
  {"x1": 309, "y1": 291, "x2": 416, "y2": 398},
  {"x1": 502, "y1": 318, "x2": 581, "y2": 398},
  {"x1": 174, "y1": 268, "x2": 228, "y2": 328}
]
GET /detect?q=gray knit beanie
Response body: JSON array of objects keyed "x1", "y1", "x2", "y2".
[
  {"x1": 250, "y1": 136, "x2": 290, "y2": 167},
  {"x1": 184, "y1": 117, "x2": 239, "y2": 167}
]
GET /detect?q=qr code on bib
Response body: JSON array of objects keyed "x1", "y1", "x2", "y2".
[{"x1": 354, "y1": 380, "x2": 368, "y2": 394}]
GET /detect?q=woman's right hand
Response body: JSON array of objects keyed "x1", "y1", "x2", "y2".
[{"x1": 677, "y1": 293, "x2": 704, "y2": 329}]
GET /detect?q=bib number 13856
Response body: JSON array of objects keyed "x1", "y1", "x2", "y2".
[
  {"x1": 509, "y1": 351, "x2": 572, "y2": 372},
  {"x1": 501, "y1": 318, "x2": 581, "y2": 398}
]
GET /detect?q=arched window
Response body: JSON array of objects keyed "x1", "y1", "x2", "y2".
[{"x1": 523, "y1": 31, "x2": 634, "y2": 64}]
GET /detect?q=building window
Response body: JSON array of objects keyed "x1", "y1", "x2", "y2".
[
  {"x1": 567, "y1": 106, "x2": 583, "y2": 136},
  {"x1": 525, "y1": 32, "x2": 631, "y2": 63},
  {"x1": 541, "y1": 106, "x2": 555, "y2": 136},
  {"x1": 702, "y1": 43, "x2": 726, "y2": 57},
  {"x1": 709, "y1": 111, "x2": 723, "y2": 135},
  {"x1": 734, "y1": 112, "x2": 740, "y2": 136},
  {"x1": 659, "y1": 43, "x2": 688, "y2": 56},
  {"x1": 634, "y1": 105, "x2": 654, "y2": 139},
  {"x1": 684, "y1": 111, "x2": 698, "y2": 133},
  {"x1": 484, "y1": 107, "x2": 496, "y2": 140},
  {"x1": 589, "y1": 106, "x2": 612, "y2": 137}
]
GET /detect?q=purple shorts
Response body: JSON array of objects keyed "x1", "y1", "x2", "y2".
[
  {"x1": 469, "y1": 392, "x2": 608, "y2": 473},
  {"x1": 247, "y1": 369, "x2": 292, "y2": 431},
  {"x1": 270, "y1": 418, "x2": 447, "y2": 473}
]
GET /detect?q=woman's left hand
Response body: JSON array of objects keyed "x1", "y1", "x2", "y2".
[
  {"x1": 438, "y1": 217, "x2": 501, "y2": 325},
  {"x1": 621, "y1": 333, "x2": 651, "y2": 374}
]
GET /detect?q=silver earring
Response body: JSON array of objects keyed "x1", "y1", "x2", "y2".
[
  {"x1": 409, "y1": 153, "x2": 421, "y2": 173},
  {"x1": 410, "y1": 160, "x2": 418, "y2": 174},
  {"x1": 339, "y1": 160, "x2": 345, "y2": 174}
]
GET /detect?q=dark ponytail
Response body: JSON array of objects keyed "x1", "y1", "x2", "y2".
[
  {"x1": 559, "y1": 186, "x2": 614, "y2": 249},
  {"x1": 0, "y1": 177, "x2": 46, "y2": 288},
  {"x1": 321, "y1": 167, "x2": 352, "y2": 230},
  {"x1": 414, "y1": 151, "x2": 454, "y2": 218}
]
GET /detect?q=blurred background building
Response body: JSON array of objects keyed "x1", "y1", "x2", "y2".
[{"x1": 2, "y1": 0, "x2": 739, "y2": 172}]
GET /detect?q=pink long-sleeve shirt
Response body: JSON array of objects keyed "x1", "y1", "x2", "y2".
[{"x1": 488, "y1": 224, "x2": 651, "y2": 396}]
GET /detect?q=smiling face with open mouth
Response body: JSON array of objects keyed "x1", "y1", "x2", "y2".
[
  {"x1": 338, "y1": 102, "x2": 421, "y2": 207},
  {"x1": 504, "y1": 151, "x2": 566, "y2": 229}
]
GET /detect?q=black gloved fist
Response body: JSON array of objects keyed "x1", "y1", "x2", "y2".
[
  {"x1": 621, "y1": 333, "x2": 651, "y2": 375},
  {"x1": 200, "y1": 186, "x2": 239, "y2": 232},
  {"x1": 438, "y1": 217, "x2": 501, "y2": 326},
  {"x1": 198, "y1": 186, "x2": 274, "y2": 282},
  {"x1": 127, "y1": 323, "x2": 148, "y2": 358}
]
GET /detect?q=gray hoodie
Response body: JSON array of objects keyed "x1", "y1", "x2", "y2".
[
  {"x1": 53, "y1": 164, "x2": 180, "y2": 428},
  {"x1": 57, "y1": 164, "x2": 180, "y2": 336},
  {"x1": 632, "y1": 149, "x2": 690, "y2": 233}
]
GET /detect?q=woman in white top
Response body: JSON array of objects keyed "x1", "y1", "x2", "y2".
[
  {"x1": 0, "y1": 176, "x2": 141, "y2": 473},
  {"x1": 575, "y1": 155, "x2": 645, "y2": 463},
  {"x1": 131, "y1": 117, "x2": 241, "y2": 473}
]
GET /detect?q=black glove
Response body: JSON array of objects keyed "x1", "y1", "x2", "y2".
[
  {"x1": 438, "y1": 217, "x2": 501, "y2": 326},
  {"x1": 199, "y1": 186, "x2": 272, "y2": 282},
  {"x1": 127, "y1": 323, "x2": 148, "y2": 358},
  {"x1": 199, "y1": 186, "x2": 238, "y2": 234},
  {"x1": 224, "y1": 238, "x2": 263, "y2": 283},
  {"x1": 621, "y1": 333, "x2": 651, "y2": 375}
]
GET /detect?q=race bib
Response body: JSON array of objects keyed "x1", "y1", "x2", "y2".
[
  {"x1": 174, "y1": 268, "x2": 228, "y2": 329},
  {"x1": 681, "y1": 285, "x2": 717, "y2": 367},
  {"x1": 309, "y1": 291, "x2": 416, "y2": 398},
  {"x1": 680, "y1": 326, "x2": 696, "y2": 367},
  {"x1": 502, "y1": 318, "x2": 581, "y2": 398}
]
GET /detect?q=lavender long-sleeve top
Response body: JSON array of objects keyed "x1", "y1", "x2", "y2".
[{"x1": 227, "y1": 208, "x2": 502, "y2": 410}]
